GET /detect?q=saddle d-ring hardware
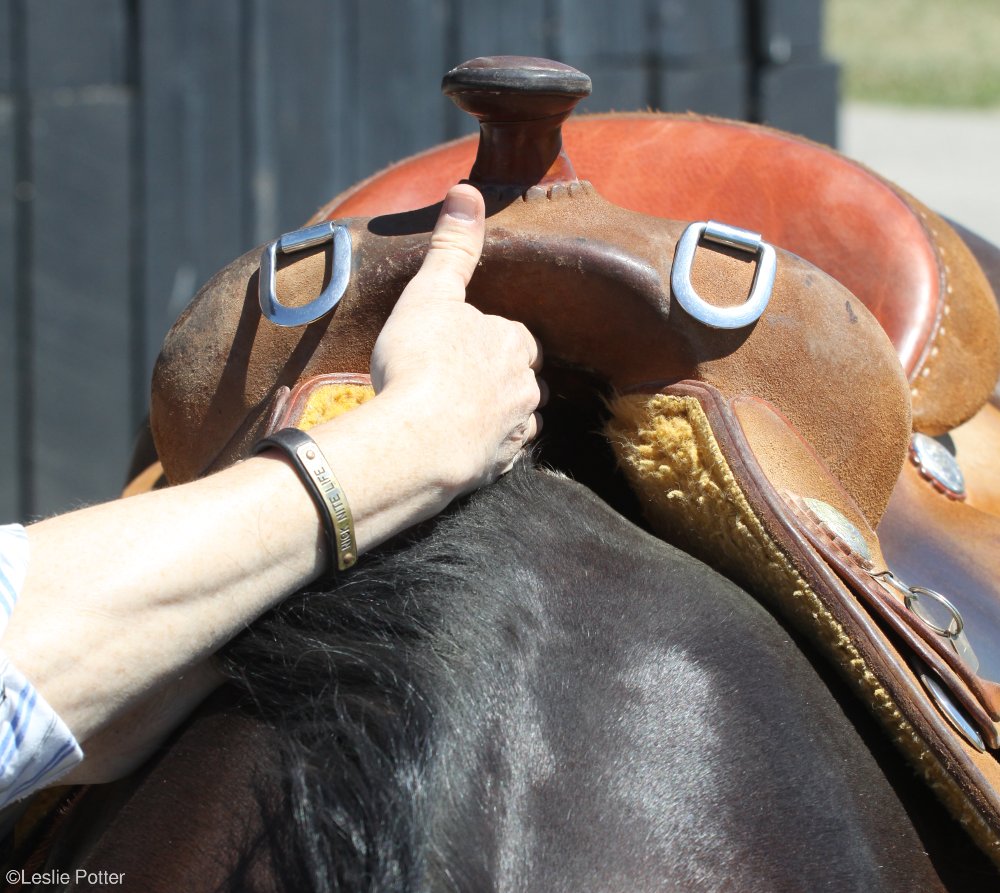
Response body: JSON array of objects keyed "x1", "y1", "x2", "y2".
[
  {"x1": 670, "y1": 220, "x2": 777, "y2": 329},
  {"x1": 872, "y1": 570, "x2": 980, "y2": 672},
  {"x1": 259, "y1": 221, "x2": 352, "y2": 327},
  {"x1": 918, "y1": 665, "x2": 986, "y2": 753}
]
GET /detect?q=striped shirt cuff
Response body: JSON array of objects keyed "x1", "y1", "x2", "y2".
[{"x1": 0, "y1": 656, "x2": 83, "y2": 807}]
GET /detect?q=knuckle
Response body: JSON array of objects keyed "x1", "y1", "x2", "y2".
[
  {"x1": 500, "y1": 320, "x2": 527, "y2": 350},
  {"x1": 428, "y1": 227, "x2": 481, "y2": 264},
  {"x1": 510, "y1": 320, "x2": 533, "y2": 342}
]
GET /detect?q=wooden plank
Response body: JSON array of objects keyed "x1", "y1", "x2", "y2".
[
  {"x1": 0, "y1": 97, "x2": 17, "y2": 518},
  {"x1": 30, "y1": 89, "x2": 133, "y2": 515},
  {"x1": 756, "y1": 60, "x2": 839, "y2": 146},
  {"x1": 250, "y1": 0, "x2": 354, "y2": 237},
  {"x1": 753, "y1": 0, "x2": 823, "y2": 64},
  {"x1": 659, "y1": 62, "x2": 750, "y2": 119},
  {"x1": 0, "y1": 0, "x2": 11, "y2": 93},
  {"x1": 140, "y1": 0, "x2": 245, "y2": 389},
  {"x1": 456, "y1": 0, "x2": 548, "y2": 60},
  {"x1": 356, "y1": 0, "x2": 449, "y2": 181},
  {"x1": 552, "y1": 0, "x2": 646, "y2": 62},
  {"x1": 25, "y1": 0, "x2": 128, "y2": 89},
  {"x1": 656, "y1": 0, "x2": 745, "y2": 62},
  {"x1": 576, "y1": 64, "x2": 648, "y2": 115}
]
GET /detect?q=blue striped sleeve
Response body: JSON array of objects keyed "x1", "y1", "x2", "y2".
[
  {"x1": 0, "y1": 525, "x2": 28, "y2": 626},
  {"x1": 0, "y1": 524, "x2": 83, "y2": 808}
]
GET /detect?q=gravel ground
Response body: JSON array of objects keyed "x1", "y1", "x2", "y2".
[{"x1": 840, "y1": 101, "x2": 1000, "y2": 246}]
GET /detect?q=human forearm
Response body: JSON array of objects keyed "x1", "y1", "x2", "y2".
[
  {"x1": 6, "y1": 394, "x2": 460, "y2": 748},
  {"x1": 0, "y1": 184, "x2": 542, "y2": 788}
]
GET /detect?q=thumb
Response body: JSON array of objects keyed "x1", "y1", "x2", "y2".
[{"x1": 397, "y1": 184, "x2": 485, "y2": 304}]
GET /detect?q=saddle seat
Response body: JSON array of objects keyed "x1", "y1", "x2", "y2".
[{"x1": 147, "y1": 57, "x2": 1000, "y2": 865}]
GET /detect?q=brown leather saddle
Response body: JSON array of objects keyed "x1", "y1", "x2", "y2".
[{"x1": 149, "y1": 57, "x2": 1000, "y2": 863}]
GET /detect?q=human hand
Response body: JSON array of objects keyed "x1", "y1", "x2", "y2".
[{"x1": 369, "y1": 184, "x2": 546, "y2": 495}]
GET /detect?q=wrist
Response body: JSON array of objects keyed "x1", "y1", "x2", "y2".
[
  {"x1": 291, "y1": 390, "x2": 463, "y2": 554},
  {"x1": 252, "y1": 428, "x2": 358, "y2": 572},
  {"x1": 360, "y1": 386, "x2": 476, "y2": 500}
]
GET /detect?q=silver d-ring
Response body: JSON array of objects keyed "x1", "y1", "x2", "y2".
[
  {"x1": 917, "y1": 666, "x2": 986, "y2": 752},
  {"x1": 259, "y1": 222, "x2": 352, "y2": 328},
  {"x1": 906, "y1": 585, "x2": 965, "y2": 639},
  {"x1": 670, "y1": 220, "x2": 777, "y2": 329}
]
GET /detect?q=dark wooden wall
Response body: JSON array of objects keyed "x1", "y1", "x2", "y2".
[{"x1": 0, "y1": 0, "x2": 837, "y2": 519}]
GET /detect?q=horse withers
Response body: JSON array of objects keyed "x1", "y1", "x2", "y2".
[{"x1": 15, "y1": 447, "x2": 991, "y2": 891}]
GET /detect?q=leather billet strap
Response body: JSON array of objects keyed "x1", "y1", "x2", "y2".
[
  {"x1": 786, "y1": 498, "x2": 997, "y2": 746},
  {"x1": 607, "y1": 380, "x2": 1000, "y2": 865}
]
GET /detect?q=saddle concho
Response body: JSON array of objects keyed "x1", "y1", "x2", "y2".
[{"x1": 147, "y1": 56, "x2": 1000, "y2": 866}]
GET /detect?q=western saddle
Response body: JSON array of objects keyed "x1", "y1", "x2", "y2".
[{"x1": 147, "y1": 57, "x2": 1000, "y2": 864}]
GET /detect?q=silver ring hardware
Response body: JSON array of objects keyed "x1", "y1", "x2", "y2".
[
  {"x1": 906, "y1": 586, "x2": 964, "y2": 639},
  {"x1": 259, "y1": 221, "x2": 352, "y2": 327},
  {"x1": 670, "y1": 220, "x2": 777, "y2": 329},
  {"x1": 871, "y1": 571, "x2": 979, "y2": 674}
]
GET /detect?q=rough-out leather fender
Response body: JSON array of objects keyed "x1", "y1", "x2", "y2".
[{"x1": 152, "y1": 56, "x2": 911, "y2": 531}]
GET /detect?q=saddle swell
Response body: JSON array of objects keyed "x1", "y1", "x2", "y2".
[{"x1": 152, "y1": 184, "x2": 911, "y2": 530}]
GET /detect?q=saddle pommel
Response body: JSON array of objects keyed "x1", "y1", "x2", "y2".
[
  {"x1": 151, "y1": 56, "x2": 917, "y2": 534},
  {"x1": 442, "y1": 56, "x2": 590, "y2": 190}
]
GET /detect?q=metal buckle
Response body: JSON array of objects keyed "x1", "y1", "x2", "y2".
[
  {"x1": 259, "y1": 222, "x2": 352, "y2": 327},
  {"x1": 670, "y1": 220, "x2": 777, "y2": 329},
  {"x1": 917, "y1": 665, "x2": 986, "y2": 752},
  {"x1": 872, "y1": 571, "x2": 980, "y2": 673}
]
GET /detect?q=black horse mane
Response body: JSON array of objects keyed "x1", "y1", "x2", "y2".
[{"x1": 221, "y1": 461, "x2": 592, "y2": 891}]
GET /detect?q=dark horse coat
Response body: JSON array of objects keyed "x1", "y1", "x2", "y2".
[{"x1": 216, "y1": 466, "x2": 990, "y2": 891}]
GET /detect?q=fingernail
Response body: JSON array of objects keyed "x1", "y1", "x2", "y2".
[{"x1": 442, "y1": 190, "x2": 479, "y2": 222}]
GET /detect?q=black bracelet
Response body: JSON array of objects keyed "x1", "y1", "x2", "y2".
[{"x1": 253, "y1": 427, "x2": 357, "y2": 572}]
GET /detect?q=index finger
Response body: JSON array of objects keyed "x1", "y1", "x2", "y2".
[{"x1": 396, "y1": 184, "x2": 486, "y2": 305}]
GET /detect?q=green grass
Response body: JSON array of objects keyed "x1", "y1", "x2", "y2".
[{"x1": 826, "y1": 0, "x2": 1000, "y2": 107}]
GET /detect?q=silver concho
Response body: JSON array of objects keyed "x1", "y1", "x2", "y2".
[
  {"x1": 802, "y1": 498, "x2": 872, "y2": 566},
  {"x1": 910, "y1": 433, "x2": 965, "y2": 499}
]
